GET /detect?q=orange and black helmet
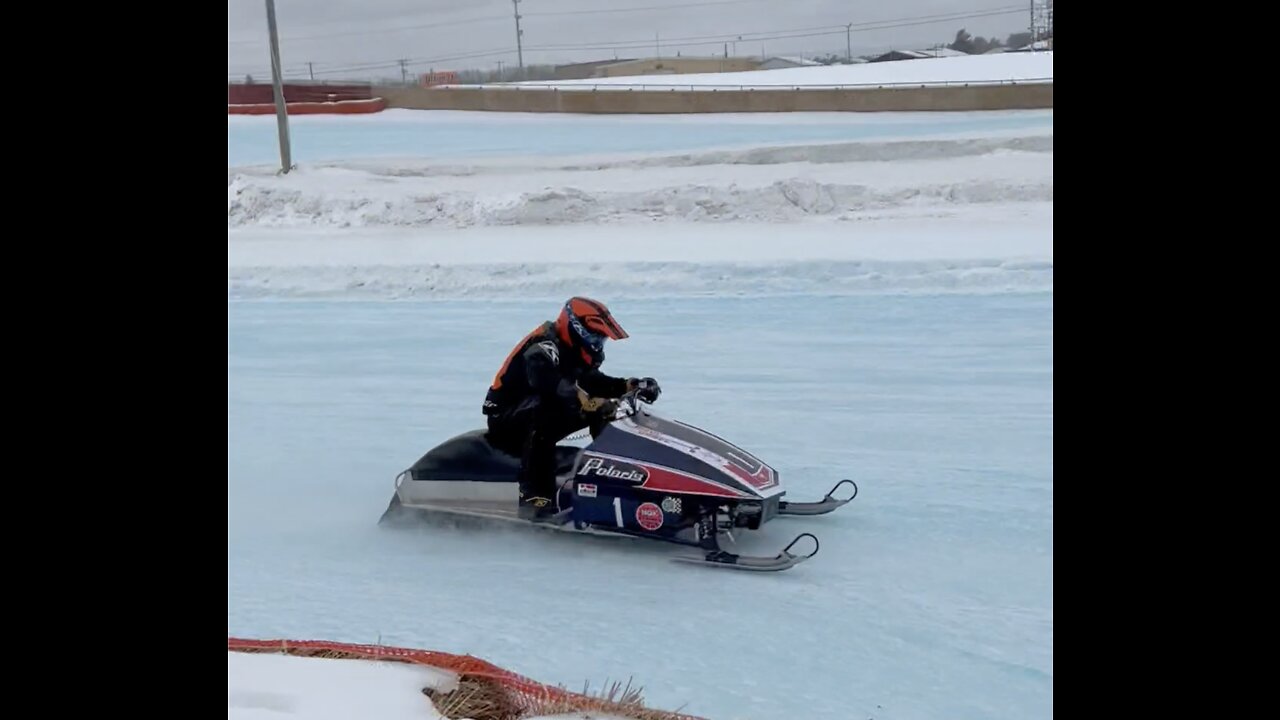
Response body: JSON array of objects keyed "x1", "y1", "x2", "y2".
[{"x1": 556, "y1": 296, "x2": 628, "y2": 364}]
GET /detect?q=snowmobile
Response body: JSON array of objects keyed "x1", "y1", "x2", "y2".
[{"x1": 378, "y1": 389, "x2": 858, "y2": 572}]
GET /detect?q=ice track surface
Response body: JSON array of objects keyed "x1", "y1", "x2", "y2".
[
  {"x1": 228, "y1": 296, "x2": 1052, "y2": 720},
  {"x1": 228, "y1": 107, "x2": 1052, "y2": 720}
]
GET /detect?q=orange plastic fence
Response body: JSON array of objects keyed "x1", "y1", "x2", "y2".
[{"x1": 228, "y1": 637, "x2": 704, "y2": 719}]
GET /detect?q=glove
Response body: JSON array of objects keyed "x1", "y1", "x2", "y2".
[
  {"x1": 583, "y1": 384, "x2": 616, "y2": 412},
  {"x1": 628, "y1": 377, "x2": 661, "y2": 403}
]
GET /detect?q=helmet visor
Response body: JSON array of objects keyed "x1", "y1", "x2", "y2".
[{"x1": 569, "y1": 313, "x2": 607, "y2": 352}]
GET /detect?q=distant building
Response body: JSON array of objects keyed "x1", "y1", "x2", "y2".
[
  {"x1": 869, "y1": 48, "x2": 971, "y2": 63},
  {"x1": 591, "y1": 57, "x2": 760, "y2": 77},
  {"x1": 1008, "y1": 38, "x2": 1053, "y2": 52},
  {"x1": 552, "y1": 59, "x2": 637, "y2": 81},
  {"x1": 758, "y1": 56, "x2": 822, "y2": 70}
]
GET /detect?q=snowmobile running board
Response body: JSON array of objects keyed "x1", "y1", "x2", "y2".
[
  {"x1": 672, "y1": 533, "x2": 820, "y2": 572},
  {"x1": 778, "y1": 479, "x2": 858, "y2": 516}
]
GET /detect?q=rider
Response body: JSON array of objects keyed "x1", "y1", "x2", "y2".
[{"x1": 483, "y1": 297, "x2": 661, "y2": 520}]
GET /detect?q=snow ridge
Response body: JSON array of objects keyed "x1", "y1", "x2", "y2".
[{"x1": 229, "y1": 258, "x2": 1053, "y2": 300}]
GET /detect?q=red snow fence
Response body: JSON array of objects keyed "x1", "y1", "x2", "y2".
[
  {"x1": 227, "y1": 83, "x2": 387, "y2": 115},
  {"x1": 228, "y1": 637, "x2": 705, "y2": 720}
]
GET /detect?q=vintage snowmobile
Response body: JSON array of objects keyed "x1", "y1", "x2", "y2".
[{"x1": 378, "y1": 390, "x2": 857, "y2": 572}]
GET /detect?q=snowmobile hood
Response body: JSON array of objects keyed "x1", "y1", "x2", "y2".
[{"x1": 585, "y1": 412, "x2": 783, "y2": 500}]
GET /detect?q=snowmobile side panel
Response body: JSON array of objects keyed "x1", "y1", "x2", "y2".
[
  {"x1": 632, "y1": 413, "x2": 779, "y2": 491},
  {"x1": 573, "y1": 451, "x2": 752, "y2": 501},
  {"x1": 598, "y1": 416, "x2": 784, "y2": 499}
]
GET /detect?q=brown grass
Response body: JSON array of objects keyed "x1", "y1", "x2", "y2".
[
  {"x1": 425, "y1": 675, "x2": 693, "y2": 720},
  {"x1": 424, "y1": 676, "x2": 524, "y2": 719}
]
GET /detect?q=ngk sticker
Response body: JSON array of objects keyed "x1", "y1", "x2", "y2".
[
  {"x1": 577, "y1": 483, "x2": 597, "y2": 498},
  {"x1": 635, "y1": 502, "x2": 664, "y2": 531}
]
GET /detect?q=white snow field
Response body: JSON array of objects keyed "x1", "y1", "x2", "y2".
[
  {"x1": 499, "y1": 52, "x2": 1053, "y2": 89},
  {"x1": 228, "y1": 88, "x2": 1052, "y2": 719}
]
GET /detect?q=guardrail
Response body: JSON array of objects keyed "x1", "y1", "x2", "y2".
[{"x1": 432, "y1": 77, "x2": 1054, "y2": 92}]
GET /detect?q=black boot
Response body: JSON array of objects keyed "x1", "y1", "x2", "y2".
[
  {"x1": 518, "y1": 425, "x2": 563, "y2": 522},
  {"x1": 518, "y1": 486, "x2": 558, "y2": 521}
]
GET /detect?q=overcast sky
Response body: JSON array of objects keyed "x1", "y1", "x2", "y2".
[{"x1": 227, "y1": 0, "x2": 1039, "y2": 81}]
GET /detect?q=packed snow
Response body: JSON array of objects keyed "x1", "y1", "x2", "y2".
[
  {"x1": 228, "y1": 110, "x2": 1051, "y2": 300},
  {"x1": 228, "y1": 105, "x2": 1052, "y2": 720},
  {"x1": 228, "y1": 210, "x2": 1051, "y2": 300},
  {"x1": 493, "y1": 52, "x2": 1052, "y2": 89},
  {"x1": 227, "y1": 108, "x2": 1053, "y2": 167}
]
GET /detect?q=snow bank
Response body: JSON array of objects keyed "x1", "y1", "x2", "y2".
[
  {"x1": 227, "y1": 135, "x2": 1052, "y2": 229},
  {"x1": 228, "y1": 651, "x2": 455, "y2": 720},
  {"x1": 496, "y1": 52, "x2": 1052, "y2": 90},
  {"x1": 227, "y1": 651, "x2": 637, "y2": 720},
  {"x1": 228, "y1": 257, "x2": 1054, "y2": 300}
]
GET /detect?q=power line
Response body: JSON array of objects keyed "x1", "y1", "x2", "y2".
[
  {"x1": 228, "y1": 5, "x2": 1032, "y2": 79},
  {"x1": 226, "y1": 0, "x2": 950, "y2": 47},
  {"x1": 524, "y1": 0, "x2": 790, "y2": 17},
  {"x1": 284, "y1": 48, "x2": 520, "y2": 78},
  {"x1": 524, "y1": 7, "x2": 1028, "y2": 52},
  {"x1": 528, "y1": 29, "x2": 848, "y2": 54},
  {"x1": 226, "y1": 0, "x2": 808, "y2": 46},
  {"x1": 227, "y1": 15, "x2": 508, "y2": 46},
  {"x1": 527, "y1": 22, "x2": 848, "y2": 49}
]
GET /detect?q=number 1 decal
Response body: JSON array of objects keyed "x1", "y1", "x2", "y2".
[{"x1": 613, "y1": 496, "x2": 624, "y2": 528}]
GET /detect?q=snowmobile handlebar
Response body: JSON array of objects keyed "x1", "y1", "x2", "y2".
[
  {"x1": 608, "y1": 387, "x2": 650, "y2": 419},
  {"x1": 576, "y1": 386, "x2": 654, "y2": 424}
]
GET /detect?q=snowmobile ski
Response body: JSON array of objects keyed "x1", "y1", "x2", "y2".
[
  {"x1": 778, "y1": 479, "x2": 858, "y2": 516},
  {"x1": 672, "y1": 533, "x2": 820, "y2": 572}
]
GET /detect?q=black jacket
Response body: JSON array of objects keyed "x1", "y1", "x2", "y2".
[{"x1": 483, "y1": 321, "x2": 629, "y2": 416}]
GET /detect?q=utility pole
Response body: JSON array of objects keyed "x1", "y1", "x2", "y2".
[
  {"x1": 512, "y1": 0, "x2": 524, "y2": 76},
  {"x1": 655, "y1": 31, "x2": 660, "y2": 58},
  {"x1": 264, "y1": 0, "x2": 292, "y2": 174},
  {"x1": 399, "y1": 58, "x2": 408, "y2": 84},
  {"x1": 1029, "y1": 0, "x2": 1036, "y2": 51},
  {"x1": 307, "y1": 61, "x2": 314, "y2": 81},
  {"x1": 845, "y1": 23, "x2": 852, "y2": 62}
]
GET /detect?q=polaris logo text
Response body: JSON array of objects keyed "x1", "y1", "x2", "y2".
[{"x1": 577, "y1": 457, "x2": 648, "y2": 483}]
